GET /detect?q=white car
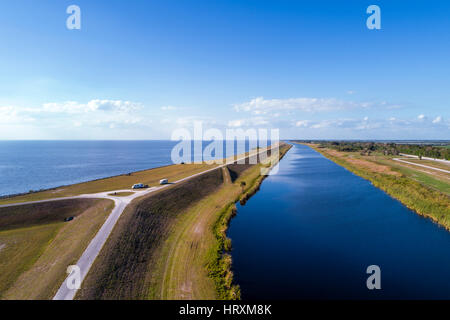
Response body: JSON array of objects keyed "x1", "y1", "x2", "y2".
[
  {"x1": 159, "y1": 179, "x2": 168, "y2": 185},
  {"x1": 132, "y1": 183, "x2": 145, "y2": 189}
]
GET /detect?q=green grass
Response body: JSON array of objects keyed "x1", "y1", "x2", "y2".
[
  {"x1": 0, "y1": 199, "x2": 101, "y2": 231},
  {"x1": 389, "y1": 163, "x2": 450, "y2": 195},
  {"x1": 0, "y1": 223, "x2": 62, "y2": 298},
  {"x1": 76, "y1": 168, "x2": 225, "y2": 300},
  {"x1": 0, "y1": 199, "x2": 113, "y2": 299}
]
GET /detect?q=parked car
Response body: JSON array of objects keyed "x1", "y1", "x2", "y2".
[
  {"x1": 132, "y1": 183, "x2": 145, "y2": 189},
  {"x1": 159, "y1": 179, "x2": 169, "y2": 185}
]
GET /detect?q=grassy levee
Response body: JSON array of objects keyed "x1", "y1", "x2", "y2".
[
  {"x1": 0, "y1": 199, "x2": 98, "y2": 231},
  {"x1": 0, "y1": 198, "x2": 113, "y2": 299},
  {"x1": 305, "y1": 144, "x2": 450, "y2": 230},
  {"x1": 75, "y1": 143, "x2": 291, "y2": 300},
  {"x1": 0, "y1": 163, "x2": 217, "y2": 205},
  {"x1": 76, "y1": 168, "x2": 224, "y2": 300},
  {"x1": 159, "y1": 164, "x2": 262, "y2": 300}
]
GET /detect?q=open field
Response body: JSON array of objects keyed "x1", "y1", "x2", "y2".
[
  {"x1": 397, "y1": 158, "x2": 450, "y2": 171},
  {"x1": 76, "y1": 143, "x2": 291, "y2": 300},
  {"x1": 76, "y1": 168, "x2": 225, "y2": 299},
  {"x1": 378, "y1": 159, "x2": 450, "y2": 195},
  {"x1": 303, "y1": 143, "x2": 450, "y2": 230},
  {"x1": 0, "y1": 198, "x2": 113, "y2": 299}
]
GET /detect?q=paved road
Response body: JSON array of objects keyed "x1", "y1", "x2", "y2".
[
  {"x1": 50, "y1": 146, "x2": 278, "y2": 300},
  {"x1": 393, "y1": 158, "x2": 450, "y2": 174},
  {"x1": 399, "y1": 153, "x2": 450, "y2": 165}
]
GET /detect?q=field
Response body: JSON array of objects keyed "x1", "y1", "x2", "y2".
[
  {"x1": 76, "y1": 143, "x2": 291, "y2": 300},
  {"x1": 76, "y1": 168, "x2": 225, "y2": 299},
  {"x1": 0, "y1": 144, "x2": 288, "y2": 300},
  {"x1": 304, "y1": 143, "x2": 450, "y2": 230},
  {"x1": 0, "y1": 198, "x2": 113, "y2": 299}
]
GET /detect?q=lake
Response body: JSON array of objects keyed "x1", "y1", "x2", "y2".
[
  {"x1": 228, "y1": 143, "x2": 450, "y2": 299},
  {"x1": 0, "y1": 140, "x2": 260, "y2": 197}
]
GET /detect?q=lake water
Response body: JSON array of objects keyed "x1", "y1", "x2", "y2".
[
  {"x1": 228, "y1": 143, "x2": 450, "y2": 299},
  {"x1": 0, "y1": 140, "x2": 260, "y2": 197}
]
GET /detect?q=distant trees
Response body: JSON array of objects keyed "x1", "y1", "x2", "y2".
[{"x1": 317, "y1": 141, "x2": 449, "y2": 160}]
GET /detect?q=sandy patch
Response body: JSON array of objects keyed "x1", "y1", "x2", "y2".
[
  {"x1": 324, "y1": 149, "x2": 400, "y2": 176},
  {"x1": 347, "y1": 158, "x2": 401, "y2": 176},
  {"x1": 0, "y1": 244, "x2": 5, "y2": 252}
]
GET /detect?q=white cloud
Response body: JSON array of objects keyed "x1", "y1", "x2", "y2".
[
  {"x1": 417, "y1": 114, "x2": 425, "y2": 120},
  {"x1": 233, "y1": 96, "x2": 389, "y2": 115},
  {"x1": 432, "y1": 116, "x2": 442, "y2": 124},
  {"x1": 42, "y1": 99, "x2": 142, "y2": 114},
  {"x1": 227, "y1": 117, "x2": 269, "y2": 128},
  {"x1": 0, "y1": 106, "x2": 35, "y2": 123},
  {"x1": 174, "y1": 116, "x2": 217, "y2": 127},
  {"x1": 295, "y1": 120, "x2": 309, "y2": 127},
  {"x1": 161, "y1": 105, "x2": 177, "y2": 111}
]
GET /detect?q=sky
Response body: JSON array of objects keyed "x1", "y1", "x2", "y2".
[{"x1": 0, "y1": 0, "x2": 449, "y2": 140}]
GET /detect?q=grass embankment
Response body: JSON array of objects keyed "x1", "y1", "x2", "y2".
[
  {"x1": 0, "y1": 163, "x2": 217, "y2": 205},
  {"x1": 76, "y1": 169, "x2": 225, "y2": 300},
  {"x1": 306, "y1": 144, "x2": 450, "y2": 230},
  {"x1": 0, "y1": 199, "x2": 113, "y2": 299},
  {"x1": 76, "y1": 144, "x2": 291, "y2": 300}
]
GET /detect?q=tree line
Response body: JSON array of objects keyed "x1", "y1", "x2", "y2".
[{"x1": 295, "y1": 141, "x2": 450, "y2": 160}]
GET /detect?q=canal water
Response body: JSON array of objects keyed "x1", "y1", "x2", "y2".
[{"x1": 228, "y1": 143, "x2": 450, "y2": 299}]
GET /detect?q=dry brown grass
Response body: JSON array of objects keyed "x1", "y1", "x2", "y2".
[
  {"x1": 323, "y1": 148, "x2": 400, "y2": 176},
  {"x1": 76, "y1": 169, "x2": 225, "y2": 300}
]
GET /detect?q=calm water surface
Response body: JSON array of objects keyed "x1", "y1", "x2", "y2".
[
  {"x1": 228, "y1": 143, "x2": 450, "y2": 299},
  {"x1": 0, "y1": 140, "x2": 257, "y2": 196}
]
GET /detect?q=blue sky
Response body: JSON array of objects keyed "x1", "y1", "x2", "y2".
[{"x1": 0, "y1": 0, "x2": 449, "y2": 139}]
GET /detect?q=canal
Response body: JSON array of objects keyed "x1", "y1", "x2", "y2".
[{"x1": 228, "y1": 143, "x2": 450, "y2": 299}]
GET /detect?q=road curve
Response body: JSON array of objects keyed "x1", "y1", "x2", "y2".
[{"x1": 52, "y1": 146, "x2": 278, "y2": 300}]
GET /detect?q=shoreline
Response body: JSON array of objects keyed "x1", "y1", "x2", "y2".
[
  {"x1": 0, "y1": 146, "x2": 270, "y2": 201},
  {"x1": 0, "y1": 162, "x2": 178, "y2": 201}
]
